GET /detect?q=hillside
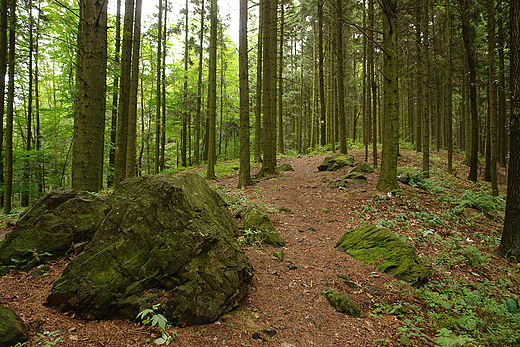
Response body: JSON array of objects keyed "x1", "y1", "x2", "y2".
[{"x1": 0, "y1": 149, "x2": 519, "y2": 347}]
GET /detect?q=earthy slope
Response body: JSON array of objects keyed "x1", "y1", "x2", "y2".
[{"x1": 0, "y1": 149, "x2": 517, "y2": 347}]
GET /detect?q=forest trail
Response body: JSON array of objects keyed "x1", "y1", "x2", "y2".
[{"x1": 0, "y1": 150, "x2": 513, "y2": 346}]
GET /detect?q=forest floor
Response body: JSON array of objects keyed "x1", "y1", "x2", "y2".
[{"x1": 1, "y1": 148, "x2": 519, "y2": 347}]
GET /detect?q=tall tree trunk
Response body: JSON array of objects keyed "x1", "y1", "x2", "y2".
[
  {"x1": 238, "y1": 0, "x2": 253, "y2": 188},
  {"x1": 206, "y1": 0, "x2": 217, "y2": 179},
  {"x1": 160, "y1": 2, "x2": 168, "y2": 170},
  {"x1": 254, "y1": 3, "x2": 263, "y2": 162},
  {"x1": 277, "y1": 0, "x2": 285, "y2": 155},
  {"x1": 318, "y1": 0, "x2": 326, "y2": 146},
  {"x1": 421, "y1": 0, "x2": 431, "y2": 179},
  {"x1": 0, "y1": 0, "x2": 7, "y2": 206},
  {"x1": 376, "y1": 0, "x2": 399, "y2": 192},
  {"x1": 182, "y1": 0, "x2": 189, "y2": 167},
  {"x1": 335, "y1": 0, "x2": 347, "y2": 154},
  {"x1": 72, "y1": 0, "x2": 108, "y2": 192},
  {"x1": 3, "y1": 0, "x2": 15, "y2": 213},
  {"x1": 497, "y1": 0, "x2": 507, "y2": 167},
  {"x1": 34, "y1": 4, "x2": 42, "y2": 194},
  {"x1": 154, "y1": 0, "x2": 162, "y2": 174},
  {"x1": 114, "y1": 0, "x2": 135, "y2": 185},
  {"x1": 445, "y1": 0, "x2": 454, "y2": 174},
  {"x1": 194, "y1": 0, "x2": 205, "y2": 166},
  {"x1": 107, "y1": 0, "x2": 122, "y2": 187},
  {"x1": 459, "y1": 0, "x2": 479, "y2": 182},
  {"x1": 22, "y1": 0, "x2": 34, "y2": 207},
  {"x1": 487, "y1": 0, "x2": 499, "y2": 196},
  {"x1": 260, "y1": 0, "x2": 278, "y2": 175},
  {"x1": 126, "y1": 0, "x2": 142, "y2": 179},
  {"x1": 499, "y1": 0, "x2": 520, "y2": 262}
]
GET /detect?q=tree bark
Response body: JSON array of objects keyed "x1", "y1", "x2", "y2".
[
  {"x1": 335, "y1": 0, "x2": 347, "y2": 154},
  {"x1": 194, "y1": 0, "x2": 205, "y2": 166},
  {"x1": 72, "y1": 0, "x2": 108, "y2": 192},
  {"x1": 445, "y1": 0, "x2": 454, "y2": 174},
  {"x1": 114, "y1": 0, "x2": 134, "y2": 185},
  {"x1": 260, "y1": 0, "x2": 278, "y2": 176},
  {"x1": 126, "y1": 0, "x2": 142, "y2": 179},
  {"x1": 107, "y1": 0, "x2": 122, "y2": 187},
  {"x1": 376, "y1": 0, "x2": 399, "y2": 192},
  {"x1": 0, "y1": 0, "x2": 7, "y2": 206},
  {"x1": 499, "y1": 0, "x2": 520, "y2": 262},
  {"x1": 154, "y1": 0, "x2": 162, "y2": 174},
  {"x1": 238, "y1": 0, "x2": 253, "y2": 188},
  {"x1": 3, "y1": 0, "x2": 15, "y2": 213},
  {"x1": 206, "y1": 0, "x2": 218, "y2": 179},
  {"x1": 318, "y1": 0, "x2": 326, "y2": 147},
  {"x1": 459, "y1": 0, "x2": 479, "y2": 182}
]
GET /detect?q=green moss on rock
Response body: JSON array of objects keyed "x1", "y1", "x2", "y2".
[
  {"x1": 0, "y1": 189, "x2": 107, "y2": 270},
  {"x1": 322, "y1": 288, "x2": 363, "y2": 317},
  {"x1": 46, "y1": 174, "x2": 253, "y2": 326},
  {"x1": 317, "y1": 154, "x2": 355, "y2": 171},
  {"x1": 336, "y1": 225, "x2": 430, "y2": 287},
  {"x1": 0, "y1": 304, "x2": 28, "y2": 347},
  {"x1": 242, "y1": 204, "x2": 285, "y2": 247}
]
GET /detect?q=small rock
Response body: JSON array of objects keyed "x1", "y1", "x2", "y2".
[
  {"x1": 0, "y1": 304, "x2": 28, "y2": 347},
  {"x1": 322, "y1": 288, "x2": 363, "y2": 317}
]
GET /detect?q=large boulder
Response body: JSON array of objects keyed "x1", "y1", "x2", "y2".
[
  {"x1": 0, "y1": 305, "x2": 28, "y2": 347},
  {"x1": 317, "y1": 154, "x2": 355, "y2": 171},
  {"x1": 0, "y1": 188, "x2": 107, "y2": 271},
  {"x1": 242, "y1": 204, "x2": 285, "y2": 247},
  {"x1": 336, "y1": 225, "x2": 429, "y2": 287},
  {"x1": 46, "y1": 173, "x2": 253, "y2": 326}
]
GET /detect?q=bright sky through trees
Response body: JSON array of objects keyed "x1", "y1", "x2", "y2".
[{"x1": 108, "y1": 0, "x2": 239, "y2": 43}]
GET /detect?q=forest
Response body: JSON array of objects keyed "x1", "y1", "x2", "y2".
[{"x1": 2, "y1": 0, "x2": 518, "y2": 258}]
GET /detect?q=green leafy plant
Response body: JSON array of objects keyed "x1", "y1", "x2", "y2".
[
  {"x1": 137, "y1": 304, "x2": 177, "y2": 345},
  {"x1": 35, "y1": 330, "x2": 63, "y2": 347},
  {"x1": 238, "y1": 228, "x2": 276, "y2": 245},
  {"x1": 435, "y1": 328, "x2": 476, "y2": 346}
]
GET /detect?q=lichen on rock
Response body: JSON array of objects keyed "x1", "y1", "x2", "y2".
[{"x1": 336, "y1": 225, "x2": 430, "y2": 287}]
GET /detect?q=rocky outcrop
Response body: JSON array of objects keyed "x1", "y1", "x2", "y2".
[
  {"x1": 0, "y1": 189, "x2": 107, "y2": 270},
  {"x1": 317, "y1": 154, "x2": 355, "y2": 171},
  {"x1": 0, "y1": 305, "x2": 28, "y2": 347},
  {"x1": 336, "y1": 225, "x2": 430, "y2": 287},
  {"x1": 42, "y1": 173, "x2": 252, "y2": 326},
  {"x1": 242, "y1": 204, "x2": 285, "y2": 247}
]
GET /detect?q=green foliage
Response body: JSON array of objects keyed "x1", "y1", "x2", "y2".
[
  {"x1": 372, "y1": 301, "x2": 419, "y2": 318},
  {"x1": 451, "y1": 191, "x2": 505, "y2": 218},
  {"x1": 435, "y1": 328, "x2": 476, "y2": 347},
  {"x1": 398, "y1": 167, "x2": 446, "y2": 194},
  {"x1": 238, "y1": 228, "x2": 277, "y2": 246},
  {"x1": 137, "y1": 304, "x2": 178, "y2": 345},
  {"x1": 418, "y1": 277, "x2": 520, "y2": 346}
]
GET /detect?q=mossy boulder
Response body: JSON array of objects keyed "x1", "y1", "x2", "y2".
[
  {"x1": 336, "y1": 225, "x2": 429, "y2": 287},
  {"x1": 46, "y1": 173, "x2": 253, "y2": 326},
  {"x1": 317, "y1": 154, "x2": 355, "y2": 171},
  {"x1": 276, "y1": 163, "x2": 294, "y2": 173},
  {"x1": 242, "y1": 204, "x2": 285, "y2": 247},
  {"x1": 0, "y1": 188, "x2": 107, "y2": 271},
  {"x1": 322, "y1": 288, "x2": 363, "y2": 317},
  {"x1": 343, "y1": 172, "x2": 367, "y2": 185},
  {"x1": 349, "y1": 162, "x2": 374, "y2": 174},
  {"x1": 0, "y1": 305, "x2": 28, "y2": 347}
]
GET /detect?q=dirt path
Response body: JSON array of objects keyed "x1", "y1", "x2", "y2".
[{"x1": 1, "y1": 153, "x2": 445, "y2": 346}]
